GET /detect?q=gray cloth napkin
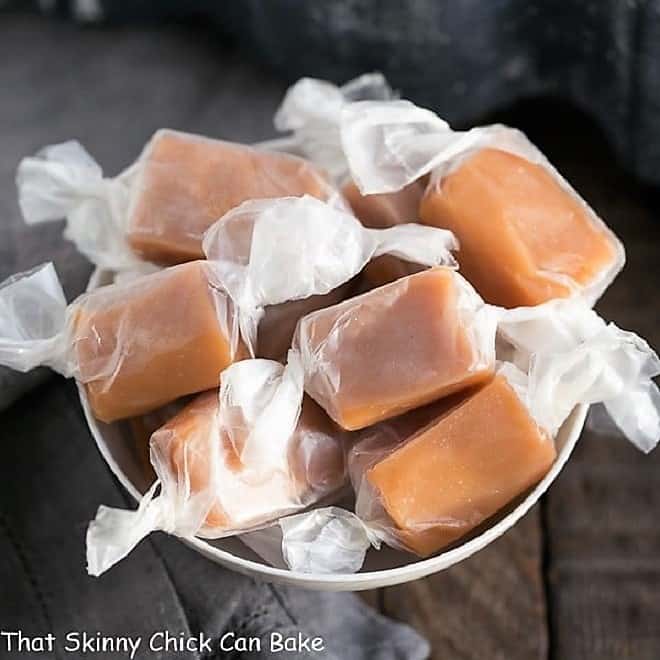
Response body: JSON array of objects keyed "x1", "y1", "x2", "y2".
[{"x1": 0, "y1": 14, "x2": 429, "y2": 660}]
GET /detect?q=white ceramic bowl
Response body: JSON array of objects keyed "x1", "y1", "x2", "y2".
[{"x1": 82, "y1": 267, "x2": 587, "y2": 591}]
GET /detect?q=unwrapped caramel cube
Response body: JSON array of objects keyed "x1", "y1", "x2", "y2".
[
  {"x1": 364, "y1": 375, "x2": 556, "y2": 556},
  {"x1": 420, "y1": 148, "x2": 621, "y2": 307},
  {"x1": 74, "y1": 261, "x2": 241, "y2": 422},
  {"x1": 343, "y1": 179, "x2": 427, "y2": 288},
  {"x1": 127, "y1": 130, "x2": 331, "y2": 264},
  {"x1": 297, "y1": 268, "x2": 493, "y2": 430},
  {"x1": 157, "y1": 390, "x2": 347, "y2": 534}
]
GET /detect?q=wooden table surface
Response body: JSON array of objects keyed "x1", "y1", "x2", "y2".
[{"x1": 2, "y1": 13, "x2": 659, "y2": 659}]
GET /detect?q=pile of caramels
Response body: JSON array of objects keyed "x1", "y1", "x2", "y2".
[{"x1": 3, "y1": 75, "x2": 657, "y2": 576}]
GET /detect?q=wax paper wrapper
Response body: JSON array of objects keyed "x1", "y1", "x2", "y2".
[
  {"x1": 16, "y1": 129, "x2": 334, "y2": 271},
  {"x1": 275, "y1": 73, "x2": 395, "y2": 181},
  {"x1": 86, "y1": 356, "x2": 349, "y2": 576},
  {"x1": 340, "y1": 99, "x2": 625, "y2": 306}
]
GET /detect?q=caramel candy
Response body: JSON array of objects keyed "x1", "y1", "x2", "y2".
[
  {"x1": 297, "y1": 268, "x2": 493, "y2": 430},
  {"x1": 127, "y1": 130, "x2": 330, "y2": 264},
  {"x1": 420, "y1": 148, "x2": 620, "y2": 307},
  {"x1": 365, "y1": 375, "x2": 556, "y2": 556},
  {"x1": 158, "y1": 391, "x2": 346, "y2": 533},
  {"x1": 74, "y1": 261, "x2": 241, "y2": 422},
  {"x1": 343, "y1": 179, "x2": 427, "y2": 288}
]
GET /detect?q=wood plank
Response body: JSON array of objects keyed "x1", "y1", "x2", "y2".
[
  {"x1": 546, "y1": 430, "x2": 660, "y2": 660},
  {"x1": 382, "y1": 511, "x2": 548, "y2": 660}
]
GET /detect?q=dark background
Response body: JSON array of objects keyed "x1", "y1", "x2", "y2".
[
  {"x1": 1, "y1": 4, "x2": 659, "y2": 659},
  {"x1": 8, "y1": 0, "x2": 660, "y2": 186}
]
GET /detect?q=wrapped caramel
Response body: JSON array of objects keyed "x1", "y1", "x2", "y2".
[
  {"x1": 257, "y1": 288, "x2": 353, "y2": 361},
  {"x1": 86, "y1": 360, "x2": 348, "y2": 576},
  {"x1": 0, "y1": 261, "x2": 242, "y2": 422},
  {"x1": 296, "y1": 267, "x2": 495, "y2": 429},
  {"x1": 16, "y1": 130, "x2": 333, "y2": 271},
  {"x1": 349, "y1": 374, "x2": 556, "y2": 557},
  {"x1": 341, "y1": 100, "x2": 625, "y2": 308}
]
